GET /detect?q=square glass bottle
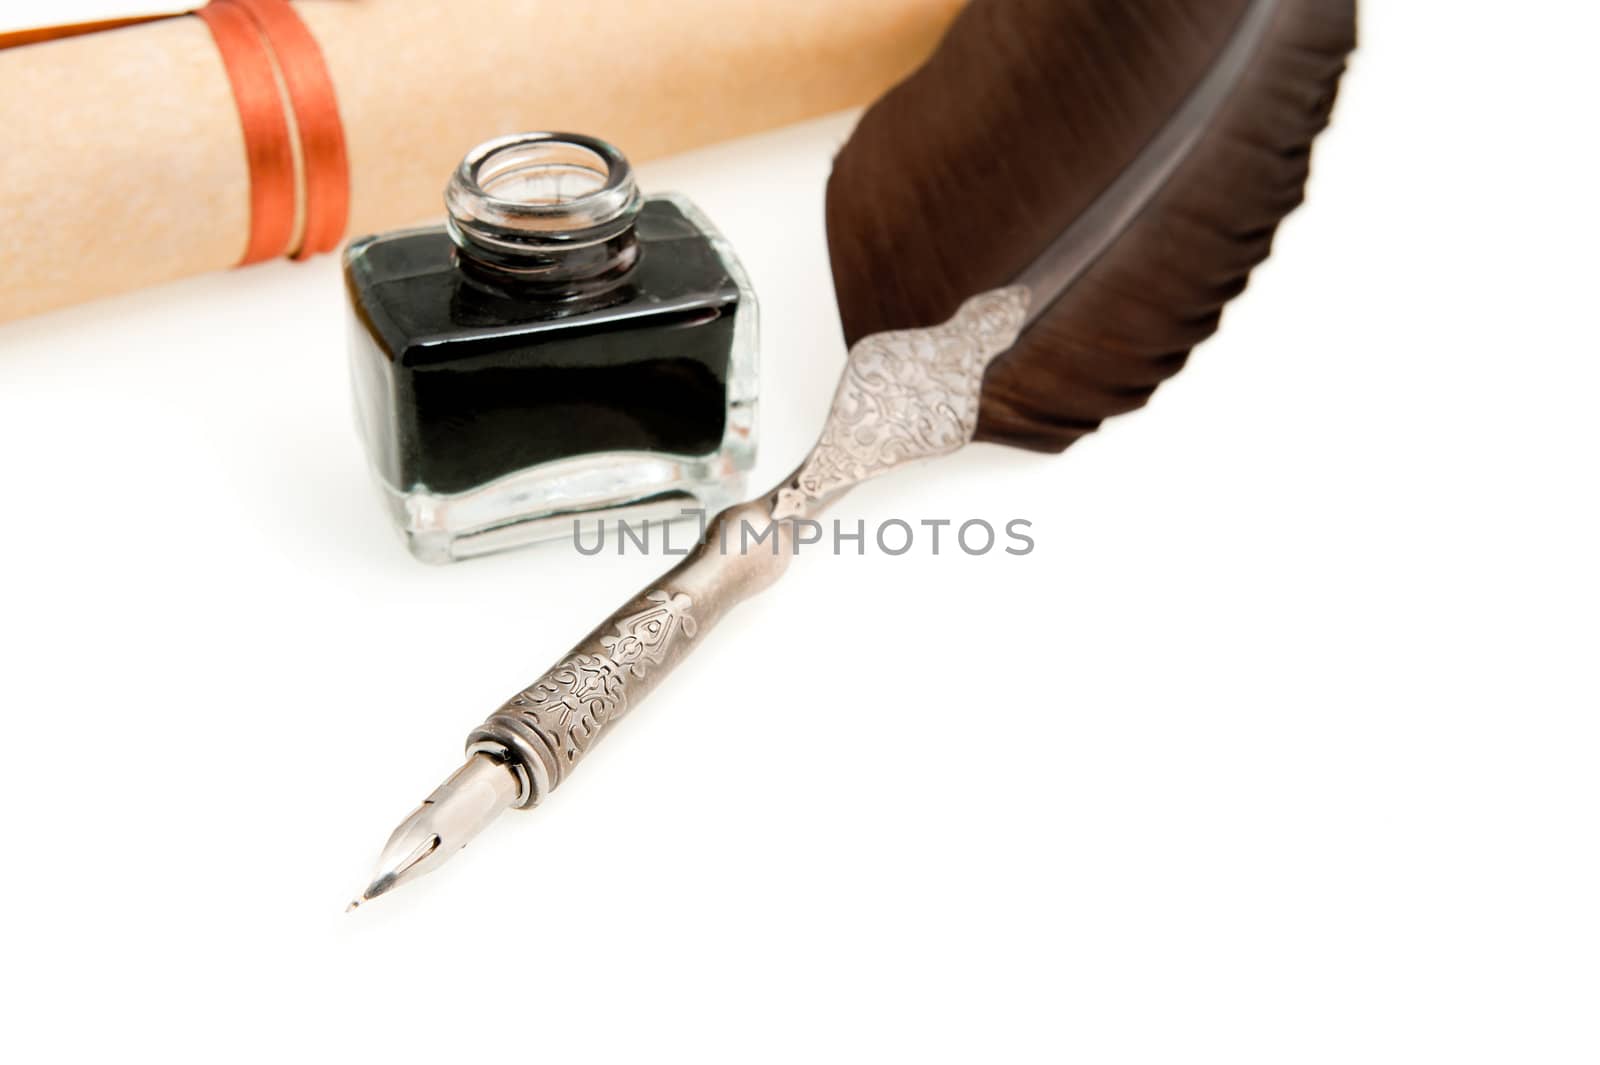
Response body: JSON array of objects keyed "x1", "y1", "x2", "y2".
[{"x1": 344, "y1": 133, "x2": 757, "y2": 562}]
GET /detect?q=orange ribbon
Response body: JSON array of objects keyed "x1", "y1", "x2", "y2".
[
  {"x1": 0, "y1": 1, "x2": 350, "y2": 265},
  {"x1": 224, "y1": 0, "x2": 349, "y2": 260},
  {"x1": 195, "y1": 2, "x2": 299, "y2": 263}
]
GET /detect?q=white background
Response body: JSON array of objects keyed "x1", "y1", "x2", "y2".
[{"x1": 2, "y1": 3, "x2": 1598, "y2": 1062}]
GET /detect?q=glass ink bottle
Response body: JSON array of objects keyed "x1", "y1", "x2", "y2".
[{"x1": 344, "y1": 132, "x2": 757, "y2": 562}]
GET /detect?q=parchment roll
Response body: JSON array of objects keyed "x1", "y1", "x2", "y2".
[{"x1": 0, "y1": 0, "x2": 962, "y2": 322}]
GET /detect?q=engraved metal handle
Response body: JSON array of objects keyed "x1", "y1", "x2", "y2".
[
  {"x1": 466, "y1": 289, "x2": 1031, "y2": 809},
  {"x1": 466, "y1": 502, "x2": 793, "y2": 807},
  {"x1": 353, "y1": 288, "x2": 1035, "y2": 904}
]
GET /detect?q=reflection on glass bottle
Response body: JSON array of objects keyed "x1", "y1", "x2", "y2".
[{"x1": 344, "y1": 132, "x2": 758, "y2": 563}]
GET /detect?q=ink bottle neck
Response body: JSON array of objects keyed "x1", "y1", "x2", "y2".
[{"x1": 444, "y1": 132, "x2": 642, "y2": 298}]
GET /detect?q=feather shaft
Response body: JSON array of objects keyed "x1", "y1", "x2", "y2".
[{"x1": 1014, "y1": 0, "x2": 1279, "y2": 325}]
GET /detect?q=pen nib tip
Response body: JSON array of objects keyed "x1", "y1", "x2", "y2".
[
  {"x1": 353, "y1": 752, "x2": 521, "y2": 910},
  {"x1": 346, "y1": 897, "x2": 363, "y2": 913}
]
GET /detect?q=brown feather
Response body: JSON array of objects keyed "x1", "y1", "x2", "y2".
[{"x1": 825, "y1": 0, "x2": 1356, "y2": 452}]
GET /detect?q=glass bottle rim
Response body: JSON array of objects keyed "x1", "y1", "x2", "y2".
[{"x1": 445, "y1": 132, "x2": 643, "y2": 252}]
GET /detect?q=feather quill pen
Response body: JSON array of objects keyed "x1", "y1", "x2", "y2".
[{"x1": 352, "y1": 0, "x2": 1358, "y2": 905}]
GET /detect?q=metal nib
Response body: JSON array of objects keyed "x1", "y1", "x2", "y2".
[{"x1": 349, "y1": 752, "x2": 520, "y2": 910}]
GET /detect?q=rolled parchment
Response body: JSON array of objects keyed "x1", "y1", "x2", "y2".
[{"x1": 0, "y1": 0, "x2": 962, "y2": 322}]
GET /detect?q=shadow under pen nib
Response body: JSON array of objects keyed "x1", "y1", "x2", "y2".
[{"x1": 349, "y1": 752, "x2": 520, "y2": 910}]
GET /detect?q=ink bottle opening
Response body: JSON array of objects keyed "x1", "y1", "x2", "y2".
[
  {"x1": 344, "y1": 132, "x2": 758, "y2": 563},
  {"x1": 445, "y1": 134, "x2": 643, "y2": 293}
]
